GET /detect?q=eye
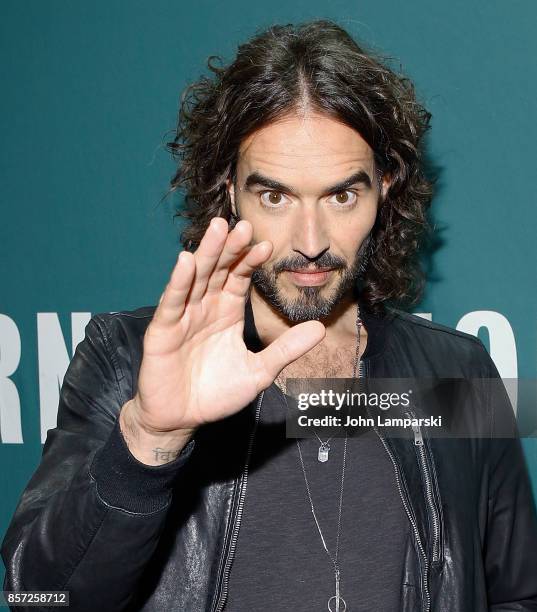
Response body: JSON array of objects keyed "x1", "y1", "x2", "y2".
[
  {"x1": 328, "y1": 190, "x2": 358, "y2": 206},
  {"x1": 260, "y1": 191, "x2": 290, "y2": 208}
]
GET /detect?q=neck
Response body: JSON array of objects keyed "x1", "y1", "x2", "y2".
[{"x1": 249, "y1": 286, "x2": 367, "y2": 351}]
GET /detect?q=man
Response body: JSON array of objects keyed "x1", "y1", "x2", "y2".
[{"x1": 2, "y1": 19, "x2": 537, "y2": 612}]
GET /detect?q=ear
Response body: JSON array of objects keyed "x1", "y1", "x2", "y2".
[
  {"x1": 226, "y1": 178, "x2": 237, "y2": 216},
  {"x1": 380, "y1": 173, "x2": 392, "y2": 202}
]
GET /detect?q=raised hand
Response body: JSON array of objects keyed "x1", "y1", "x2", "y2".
[{"x1": 120, "y1": 217, "x2": 326, "y2": 464}]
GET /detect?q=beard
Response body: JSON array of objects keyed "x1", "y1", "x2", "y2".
[{"x1": 251, "y1": 235, "x2": 371, "y2": 323}]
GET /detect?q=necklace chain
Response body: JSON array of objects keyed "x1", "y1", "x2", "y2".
[
  {"x1": 275, "y1": 303, "x2": 363, "y2": 609},
  {"x1": 296, "y1": 429, "x2": 348, "y2": 573}
]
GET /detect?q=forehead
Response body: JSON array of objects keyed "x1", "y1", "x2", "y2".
[{"x1": 237, "y1": 112, "x2": 375, "y2": 187}]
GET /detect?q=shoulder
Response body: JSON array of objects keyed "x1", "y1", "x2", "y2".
[
  {"x1": 384, "y1": 308, "x2": 495, "y2": 376},
  {"x1": 389, "y1": 308, "x2": 482, "y2": 344},
  {"x1": 76, "y1": 305, "x2": 158, "y2": 399},
  {"x1": 86, "y1": 305, "x2": 157, "y2": 353},
  {"x1": 92, "y1": 304, "x2": 156, "y2": 331}
]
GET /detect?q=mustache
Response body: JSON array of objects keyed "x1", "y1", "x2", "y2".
[
  {"x1": 273, "y1": 258, "x2": 346, "y2": 273},
  {"x1": 267, "y1": 236, "x2": 372, "y2": 275}
]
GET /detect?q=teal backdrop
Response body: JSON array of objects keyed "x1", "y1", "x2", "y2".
[{"x1": 1, "y1": 0, "x2": 536, "y2": 586}]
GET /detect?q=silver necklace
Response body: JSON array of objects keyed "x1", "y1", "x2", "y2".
[
  {"x1": 275, "y1": 305, "x2": 362, "y2": 463},
  {"x1": 296, "y1": 434, "x2": 348, "y2": 612},
  {"x1": 276, "y1": 304, "x2": 363, "y2": 611}
]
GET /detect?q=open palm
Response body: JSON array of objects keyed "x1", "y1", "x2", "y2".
[{"x1": 132, "y1": 216, "x2": 326, "y2": 435}]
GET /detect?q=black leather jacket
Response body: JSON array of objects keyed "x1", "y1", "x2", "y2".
[{"x1": 2, "y1": 297, "x2": 537, "y2": 611}]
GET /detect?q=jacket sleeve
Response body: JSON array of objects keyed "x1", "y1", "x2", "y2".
[
  {"x1": 478, "y1": 343, "x2": 537, "y2": 611},
  {"x1": 1, "y1": 314, "x2": 195, "y2": 611}
]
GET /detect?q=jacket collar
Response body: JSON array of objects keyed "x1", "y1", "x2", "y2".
[{"x1": 243, "y1": 289, "x2": 393, "y2": 360}]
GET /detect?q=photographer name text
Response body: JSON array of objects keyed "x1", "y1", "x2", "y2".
[{"x1": 297, "y1": 414, "x2": 443, "y2": 428}]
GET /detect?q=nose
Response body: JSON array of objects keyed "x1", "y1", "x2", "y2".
[{"x1": 290, "y1": 203, "x2": 330, "y2": 261}]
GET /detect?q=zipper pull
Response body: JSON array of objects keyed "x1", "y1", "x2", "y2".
[
  {"x1": 411, "y1": 422, "x2": 424, "y2": 446},
  {"x1": 406, "y1": 411, "x2": 424, "y2": 446}
]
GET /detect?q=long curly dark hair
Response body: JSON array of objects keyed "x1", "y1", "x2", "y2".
[{"x1": 166, "y1": 20, "x2": 434, "y2": 314}]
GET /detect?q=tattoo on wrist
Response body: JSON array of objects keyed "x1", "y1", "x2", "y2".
[{"x1": 152, "y1": 447, "x2": 182, "y2": 463}]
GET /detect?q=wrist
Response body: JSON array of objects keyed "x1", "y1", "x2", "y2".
[{"x1": 119, "y1": 399, "x2": 195, "y2": 466}]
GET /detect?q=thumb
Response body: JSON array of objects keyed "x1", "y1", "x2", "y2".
[{"x1": 252, "y1": 320, "x2": 326, "y2": 390}]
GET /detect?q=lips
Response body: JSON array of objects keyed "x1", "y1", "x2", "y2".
[{"x1": 286, "y1": 268, "x2": 335, "y2": 286}]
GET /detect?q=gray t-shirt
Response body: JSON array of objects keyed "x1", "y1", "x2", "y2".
[{"x1": 224, "y1": 383, "x2": 411, "y2": 611}]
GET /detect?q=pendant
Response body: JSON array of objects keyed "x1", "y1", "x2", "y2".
[
  {"x1": 328, "y1": 570, "x2": 347, "y2": 612},
  {"x1": 318, "y1": 443, "x2": 330, "y2": 462}
]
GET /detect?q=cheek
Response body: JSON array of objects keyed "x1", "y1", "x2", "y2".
[
  {"x1": 333, "y1": 208, "x2": 376, "y2": 238},
  {"x1": 331, "y1": 216, "x2": 376, "y2": 258},
  {"x1": 358, "y1": 207, "x2": 378, "y2": 242},
  {"x1": 249, "y1": 215, "x2": 288, "y2": 245},
  {"x1": 359, "y1": 195, "x2": 380, "y2": 226}
]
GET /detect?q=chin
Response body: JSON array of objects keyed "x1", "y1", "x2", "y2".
[
  {"x1": 252, "y1": 269, "x2": 349, "y2": 323},
  {"x1": 274, "y1": 289, "x2": 341, "y2": 323}
]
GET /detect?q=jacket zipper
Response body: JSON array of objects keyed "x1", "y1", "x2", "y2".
[
  {"x1": 211, "y1": 390, "x2": 265, "y2": 612},
  {"x1": 212, "y1": 370, "x2": 439, "y2": 611},
  {"x1": 363, "y1": 362, "x2": 431, "y2": 612},
  {"x1": 408, "y1": 411, "x2": 441, "y2": 564}
]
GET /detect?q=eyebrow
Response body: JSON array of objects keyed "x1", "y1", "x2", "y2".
[{"x1": 242, "y1": 170, "x2": 373, "y2": 196}]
